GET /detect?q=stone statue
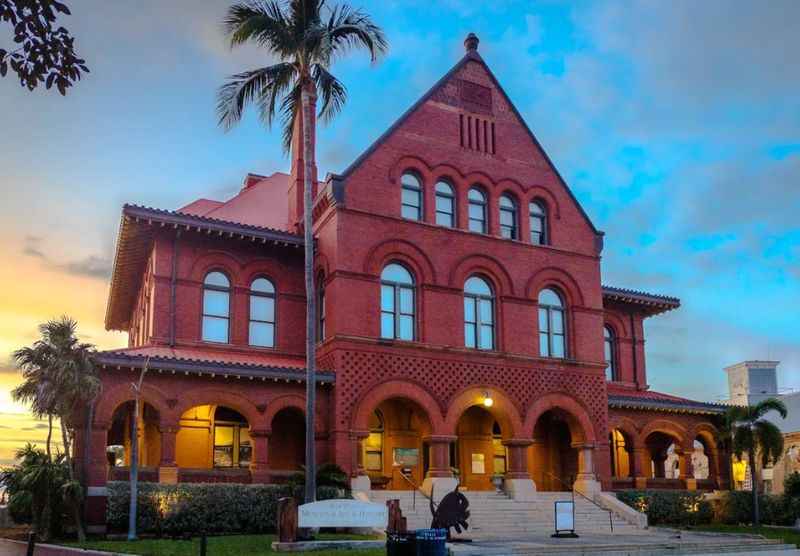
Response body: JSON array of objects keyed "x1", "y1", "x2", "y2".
[{"x1": 692, "y1": 446, "x2": 709, "y2": 480}]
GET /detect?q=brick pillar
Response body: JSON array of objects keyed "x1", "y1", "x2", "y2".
[
  {"x1": 250, "y1": 428, "x2": 270, "y2": 484},
  {"x1": 158, "y1": 424, "x2": 179, "y2": 484},
  {"x1": 85, "y1": 424, "x2": 109, "y2": 532},
  {"x1": 573, "y1": 442, "x2": 601, "y2": 496},
  {"x1": 502, "y1": 439, "x2": 536, "y2": 501},
  {"x1": 681, "y1": 447, "x2": 696, "y2": 490},
  {"x1": 633, "y1": 447, "x2": 648, "y2": 489},
  {"x1": 425, "y1": 435, "x2": 455, "y2": 478}
]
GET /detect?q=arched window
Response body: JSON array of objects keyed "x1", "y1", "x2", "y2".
[
  {"x1": 529, "y1": 200, "x2": 547, "y2": 245},
  {"x1": 401, "y1": 172, "x2": 422, "y2": 221},
  {"x1": 435, "y1": 180, "x2": 455, "y2": 227},
  {"x1": 249, "y1": 277, "x2": 275, "y2": 347},
  {"x1": 464, "y1": 276, "x2": 494, "y2": 350},
  {"x1": 604, "y1": 325, "x2": 617, "y2": 381},
  {"x1": 365, "y1": 410, "x2": 384, "y2": 472},
  {"x1": 468, "y1": 187, "x2": 487, "y2": 233},
  {"x1": 538, "y1": 288, "x2": 565, "y2": 358},
  {"x1": 317, "y1": 273, "x2": 326, "y2": 342},
  {"x1": 202, "y1": 271, "x2": 230, "y2": 343},
  {"x1": 380, "y1": 263, "x2": 415, "y2": 340},
  {"x1": 499, "y1": 194, "x2": 518, "y2": 239}
]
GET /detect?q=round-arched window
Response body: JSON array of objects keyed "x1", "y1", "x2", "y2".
[
  {"x1": 380, "y1": 263, "x2": 415, "y2": 340},
  {"x1": 202, "y1": 271, "x2": 230, "y2": 343},
  {"x1": 468, "y1": 187, "x2": 487, "y2": 233},
  {"x1": 435, "y1": 181, "x2": 455, "y2": 227},
  {"x1": 249, "y1": 277, "x2": 275, "y2": 347},
  {"x1": 538, "y1": 288, "x2": 565, "y2": 358},
  {"x1": 464, "y1": 276, "x2": 494, "y2": 350},
  {"x1": 499, "y1": 194, "x2": 518, "y2": 239},
  {"x1": 401, "y1": 172, "x2": 422, "y2": 221}
]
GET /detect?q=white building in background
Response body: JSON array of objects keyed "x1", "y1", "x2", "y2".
[{"x1": 725, "y1": 360, "x2": 800, "y2": 493}]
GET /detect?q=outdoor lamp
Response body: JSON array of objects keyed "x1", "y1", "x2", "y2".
[{"x1": 483, "y1": 392, "x2": 494, "y2": 408}]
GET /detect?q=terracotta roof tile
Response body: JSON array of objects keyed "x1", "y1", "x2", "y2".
[{"x1": 607, "y1": 385, "x2": 725, "y2": 415}]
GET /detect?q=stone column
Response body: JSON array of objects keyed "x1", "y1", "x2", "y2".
[
  {"x1": 250, "y1": 429, "x2": 270, "y2": 484},
  {"x1": 85, "y1": 424, "x2": 110, "y2": 533},
  {"x1": 633, "y1": 447, "x2": 649, "y2": 489},
  {"x1": 502, "y1": 439, "x2": 536, "y2": 501},
  {"x1": 349, "y1": 431, "x2": 370, "y2": 494},
  {"x1": 573, "y1": 442, "x2": 602, "y2": 496},
  {"x1": 157, "y1": 424, "x2": 179, "y2": 484},
  {"x1": 422, "y1": 435, "x2": 458, "y2": 499}
]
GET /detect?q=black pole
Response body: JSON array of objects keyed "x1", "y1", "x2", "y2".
[
  {"x1": 200, "y1": 532, "x2": 207, "y2": 556},
  {"x1": 26, "y1": 531, "x2": 35, "y2": 556}
]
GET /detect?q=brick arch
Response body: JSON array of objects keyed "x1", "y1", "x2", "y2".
[
  {"x1": 608, "y1": 415, "x2": 640, "y2": 440},
  {"x1": 444, "y1": 385, "x2": 524, "y2": 439},
  {"x1": 525, "y1": 266, "x2": 586, "y2": 307},
  {"x1": 94, "y1": 381, "x2": 175, "y2": 428},
  {"x1": 463, "y1": 171, "x2": 495, "y2": 190},
  {"x1": 495, "y1": 178, "x2": 526, "y2": 200},
  {"x1": 240, "y1": 259, "x2": 292, "y2": 292},
  {"x1": 523, "y1": 392, "x2": 597, "y2": 444},
  {"x1": 449, "y1": 254, "x2": 515, "y2": 297},
  {"x1": 690, "y1": 422, "x2": 720, "y2": 450},
  {"x1": 263, "y1": 394, "x2": 325, "y2": 435},
  {"x1": 388, "y1": 155, "x2": 436, "y2": 185},
  {"x1": 603, "y1": 312, "x2": 629, "y2": 339},
  {"x1": 363, "y1": 239, "x2": 437, "y2": 285},
  {"x1": 638, "y1": 419, "x2": 688, "y2": 447},
  {"x1": 525, "y1": 186, "x2": 561, "y2": 219},
  {"x1": 188, "y1": 250, "x2": 245, "y2": 285},
  {"x1": 351, "y1": 379, "x2": 445, "y2": 434},
  {"x1": 174, "y1": 387, "x2": 263, "y2": 430}
]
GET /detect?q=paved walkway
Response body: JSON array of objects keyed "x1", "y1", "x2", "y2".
[{"x1": 0, "y1": 539, "x2": 123, "y2": 556}]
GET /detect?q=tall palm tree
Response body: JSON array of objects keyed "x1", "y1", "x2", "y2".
[
  {"x1": 12, "y1": 316, "x2": 99, "y2": 541},
  {"x1": 217, "y1": 0, "x2": 387, "y2": 503},
  {"x1": 725, "y1": 398, "x2": 787, "y2": 526}
]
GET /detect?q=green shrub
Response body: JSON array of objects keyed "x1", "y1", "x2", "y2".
[
  {"x1": 106, "y1": 481, "x2": 347, "y2": 535},
  {"x1": 784, "y1": 472, "x2": 800, "y2": 499},
  {"x1": 616, "y1": 490, "x2": 713, "y2": 526},
  {"x1": 717, "y1": 491, "x2": 799, "y2": 526}
]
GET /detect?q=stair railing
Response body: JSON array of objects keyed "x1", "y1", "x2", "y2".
[
  {"x1": 543, "y1": 471, "x2": 613, "y2": 532},
  {"x1": 392, "y1": 467, "x2": 436, "y2": 512}
]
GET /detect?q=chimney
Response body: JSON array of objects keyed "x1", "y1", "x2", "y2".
[{"x1": 288, "y1": 84, "x2": 319, "y2": 231}]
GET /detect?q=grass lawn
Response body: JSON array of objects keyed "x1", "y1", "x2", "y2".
[
  {"x1": 64, "y1": 533, "x2": 385, "y2": 556},
  {"x1": 690, "y1": 524, "x2": 800, "y2": 548}
]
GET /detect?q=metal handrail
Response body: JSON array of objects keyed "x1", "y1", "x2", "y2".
[
  {"x1": 392, "y1": 467, "x2": 436, "y2": 511},
  {"x1": 544, "y1": 472, "x2": 613, "y2": 532}
]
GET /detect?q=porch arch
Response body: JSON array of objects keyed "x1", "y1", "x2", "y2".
[
  {"x1": 351, "y1": 380, "x2": 445, "y2": 434},
  {"x1": 523, "y1": 392, "x2": 596, "y2": 444},
  {"x1": 174, "y1": 387, "x2": 263, "y2": 430},
  {"x1": 443, "y1": 385, "x2": 524, "y2": 438},
  {"x1": 95, "y1": 381, "x2": 174, "y2": 428}
]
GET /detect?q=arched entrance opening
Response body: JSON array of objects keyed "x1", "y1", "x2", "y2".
[
  {"x1": 174, "y1": 405, "x2": 251, "y2": 470},
  {"x1": 643, "y1": 431, "x2": 682, "y2": 480},
  {"x1": 532, "y1": 409, "x2": 578, "y2": 491},
  {"x1": 609, "y1": 429, "x2": 633, "y2": 479},
  {"x1": 269, "y1": 407, "x2": 306, "y2": 475},
  {"x1": 106, "y1": 401, "x2": 161, "y2": 476},
  {"x1": 454, "y1": 406, "x2": 509, "y2": 490},
  {"x1": 364, "y1": 398, "x2": 432, "y2": 490}
]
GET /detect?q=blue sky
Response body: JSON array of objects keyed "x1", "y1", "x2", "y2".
[{"x1": 0, "y1": 0, "x2": 798, "y2": 417}]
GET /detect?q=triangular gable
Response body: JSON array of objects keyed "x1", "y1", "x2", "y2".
[{"x1": 341, "y1": 40, "x2": 600, "y2": 237}]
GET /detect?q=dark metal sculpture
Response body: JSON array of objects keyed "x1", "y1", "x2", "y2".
[{"x1": 430, "y1": 484, "x2": 470, "y2": 534}]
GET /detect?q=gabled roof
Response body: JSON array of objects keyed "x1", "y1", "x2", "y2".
[
  {"x1": 602, "y1": 285, "x2": 680, "y2": 316},
  {"x1": 340, "y1": 36, "x2": 601, "y2": 238},
  {"x1": 607, "y1": 385, "x2": 725, "y2": 415}
]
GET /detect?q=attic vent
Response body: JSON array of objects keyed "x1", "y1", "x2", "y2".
[{"x1": 460, "y1": 114, "x2": 495, "y2": 155}]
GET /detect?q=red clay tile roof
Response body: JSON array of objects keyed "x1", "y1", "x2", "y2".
[
  {"x1": 602, "y1": 285, "x2": 680, "y2": 316},
  {"x1": 607, "y1": 384, "x2": 725, "y2": 414}
]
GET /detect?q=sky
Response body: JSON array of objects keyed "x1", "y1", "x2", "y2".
[{"x1": 0, "y1": 0, "x2": 798, "y2": 466}]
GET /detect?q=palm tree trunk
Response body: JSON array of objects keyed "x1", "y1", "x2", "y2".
[
  {"x1": 301, "y1": 80, "x2": 317, "y2": 505},
  {"x1": 749, "y1": 451, "x2": 759, "y2": 526},
  {"x1": 82, "y1": 398, "x2": 95, "y2": 523},
  {"x1": 61, "y1": 419, "x2": 86, "y2": 541},
  {"x1": 38, "y1": 413, "x2": 54, "y2": 541},
  {"x1": 46, "y1": 414, "x2": 53, "y2": 460},
  {"x1": 128, "y1": 400, "x2": 139, "y2": 540}
]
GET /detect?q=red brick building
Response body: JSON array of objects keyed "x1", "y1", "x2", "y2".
[{"x1": 78, "y1": 34, "x2": 728, "y2": 526}]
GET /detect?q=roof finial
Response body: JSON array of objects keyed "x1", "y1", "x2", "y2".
[{"x1": 464, "y1": 33, "x2": 479, "y2": 52}]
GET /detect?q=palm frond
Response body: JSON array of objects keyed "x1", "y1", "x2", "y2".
[
  {"x1": 312, "y1": 64, "x2": 346, "y2": 123},
  {"x1": 223, "y1": 1, "x2": 295, "y2": 56},
  {"x1": 321, "y1": 3, "x2": 388, "y2": 64},
  {"x1": 279, "y1": 83, "x2": 302, "y2": 153},
  {"x1": 753, "y1": 398, "x2": 788, "y2": 420},
  {"x1": 754, "y1": 420, "x2": 784, "y2": 467},
  {"x1": 217, "y1": 63, "x2": 298, "y2": 131}
]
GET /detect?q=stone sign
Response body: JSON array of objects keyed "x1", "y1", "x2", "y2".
[{"x1": 298, "y1": 499, "x2": 388, "y2": 529}]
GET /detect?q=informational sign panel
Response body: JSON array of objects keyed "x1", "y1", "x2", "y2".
[
  {"x1": 471, "y1": 453, "x2": 485, "y2": 474},
  {"x1": 554, "y1": 500, "x2": 575, "y2": 532},
  {"x1": 393, "y1": 447, "x2": 419, "y2": 467},
  {"x1": 298, "y1": 499, "x2": 388, "y2": 529}
]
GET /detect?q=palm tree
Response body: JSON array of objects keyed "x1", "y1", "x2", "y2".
[
  {"x1": 725, "y1": 398, "x2": 787, "y2": 526},
  {"x1": 217, "y1": 0, "x2": 387, "y2": 503},
  {"x1": 11, "y1": 316, "x2": 99, "y2": 541}
]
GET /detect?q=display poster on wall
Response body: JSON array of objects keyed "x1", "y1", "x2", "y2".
[
  {"x1": 471, "y1": 453, "x2": 485, "y2": 474},
  {"x1": 393, "y1": 447, "x2": 419, "y2": 467}
]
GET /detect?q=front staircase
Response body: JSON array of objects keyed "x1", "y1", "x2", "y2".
[{"x1": 369, "y1": 489, "x2": 643, "y2": 540}]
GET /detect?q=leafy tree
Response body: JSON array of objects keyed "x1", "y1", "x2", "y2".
[
  {"x1": 11, "y1": 316, "x2": 99, "y2": 541},
  {"x1": 217, "y1": 0, "x2": 387, "y2": 503},
  {"x1": 0, "y1": 0, "x2": 88, "y2": 93},
  {"x1": 726, "y1": 398, "x2": 788, "y2": 526}
]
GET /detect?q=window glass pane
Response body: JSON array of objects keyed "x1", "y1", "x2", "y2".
[
  {"x1": 401, "y1": 205, "x2": 420, "y2": 220},
  {"x1": 464, "y1": 298, "x2": 476, "y2": 322},
  {"x1": 538, "y1": 288, "x2": 562, "y2": 307},
  {"x1": 500, "y1": 210, "x2": 514, "y2": 227},
  {"x1": 539, "y1": 332, "x2": 550, "y2": 356},
  {"x1": 401, "y1": 188, "x2": 420, "y2": 207},
  {"x1": 479, "y1": 299, "x2": 493, "y2": 324},
  {"x1": 251, "y1": 278, "x2": 274, "y2": 294},
  {"x1": 469, "y1": 218, "x2": 484, "y2": 233},
  {"x1": 203, "y1": 316, "x2": 228, "y2": 343},
  {"x1": 204, "y1": 290, "x2": 229, "y2": 317},
  {"x1": 399, "y1": 287, "x2": 413, "y2": 314},
  {"x1": 249, "y1": 322, "x2": 274, "y2": 347},
  {"x1": 399, "y1": 316, "x2": 414, "y2": 340},
  {"x1": 204, "y1": 272, "x2": 229, "y2": 288},
  {"x1": 468, "y1": 188, "x2": 485, "y2": 202},
  {"x1": 465, "y1": 323, "x2": 476, "y2": 348},
  {"x1": 479, "y1": 325, "x2": 493, "y2": 350},
  {"x1": 366, "y1": 452, "x2": 382, "y2": 471},
  {"x1": 531, "y1": 215, "x2": 543, "y2": 233},
  {"x1": 468, "y1": 204, "x2": 484, "y2": 220},
  {"x1": 214, "y1": 446, "x2": 233, "y2": 467},
  {"x1": 530, "y1": 201, "x2": 544, "y2": 216},
  {"x1": 531, "y1": 230, "x2": 543, "y2": 245},
  {"x1": 606, "y1": 363, "x2": 614, "y2": 382},
  {"x1": 238, "y1": 443, "x2": 252, "y2": 468},
  {"x1": 435, "y1": 196, "x2": 451, "y2": 213},
  {"x1": 381, "y1": 313, "x2": 394, "y2": 339},
  {"x1": 552, "y1": 335, "x2": 565, "y2": 358},
  {"x1": 381, "y1": 284, "x2": 395, "y2": 311},
  {"x1": 605, "y1": 340, "x2": 612, "y2": 362},
  {"x1": 401, "y1": 173, "x2": 421, "y2": 189},
  {"x1": 494, "y1": 456, "x2": 506, "y2": 474},
  {"x1": 214, "y1": 425, "x2": 234, "y2": 446},
  {"x1": 250, "y1": 296, "x2": 274, "y2": 322},
  {"x1": 465, "y1": 276, "x2": 492, "y2": 296},
  {"x1": 435, "y1": 181, "x2": 452, "y2": 195},
  {"x1": 500, "y1": 195, "x2": 514, "y2": 209},
  {"x1": 538, "y1": 308, "x2": 549, "y2": 332},
  {"x1": 382, "y1": 264, "x2": 413, "y2": 284},
  {"x1": 552, "y1": 309, "x2": 564, "y2": 334},
  {"x1": 436, "y1": 211, "x2": 453, "y2": 227},
  {"x1": 500, "y1": 225, "x2": 513, "y2": 239}
]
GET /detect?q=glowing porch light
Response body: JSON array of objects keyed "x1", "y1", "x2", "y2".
[{"x1": 482, "y1": 392, "x2": 494, "y2": 408}]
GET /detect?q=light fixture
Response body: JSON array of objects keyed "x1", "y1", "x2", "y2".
[{"x1": 482, "y1": 392, "x2": 494, "y2": 408}]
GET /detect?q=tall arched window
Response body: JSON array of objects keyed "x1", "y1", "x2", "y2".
[
  {"x1": 435, "y1": 180, "x2": 455, "y2": 227},
  {"x1": 202, "y1": 271, "x2": 230, "y2": 343},
  {"x1": 499, "y1": 194, "x2": 518, "y2": 239},
  {"x1": 249, "y1": 277, "x2": 275, "y2": 347},
  {"x1": 464, "y1": 276, "x2": 494, "y2": 350},
  {"x1": 401, "y1": 172, "x2": 422, "y2": 221},
  {"x1": 529, "y1": 200, "x2": 547, "y2": 245},
  {"x1": 380, "y1": 263, "x2": 415, "y2": 340},
  {"x1": 468, "y1": 187, "x2": 487, "y2": 233},
  {"x1": 604, "y1": 325, "x2": 617, "y2": 381},
  {"x1": 538, "y1": 288, "x2": 565, "y2": 358}
]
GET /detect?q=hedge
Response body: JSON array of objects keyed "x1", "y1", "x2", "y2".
[
  {"x1": 106, "y1": 482, "x2": 344, "y2": 535},
  {"x1": 714, "y1": 491, "x2": 800, "y2": 526},
  {"x1": 616, "y1": 490, "x2": 713, "y2": 526}
]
